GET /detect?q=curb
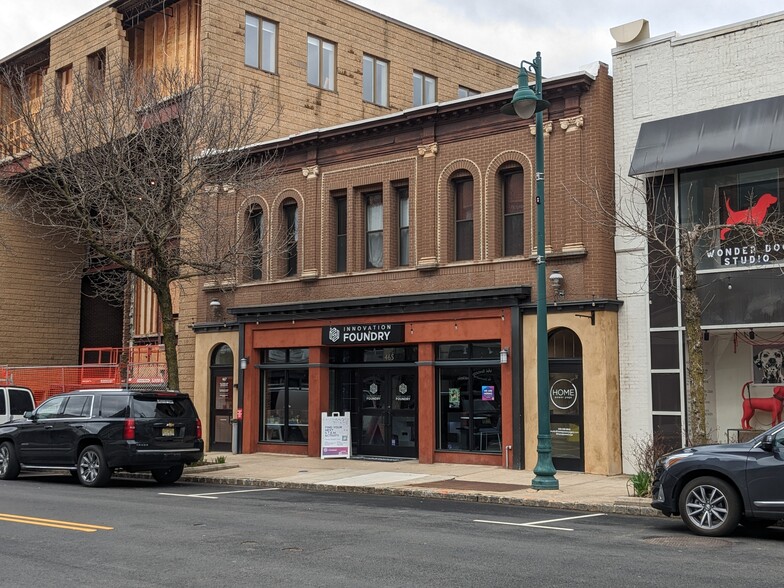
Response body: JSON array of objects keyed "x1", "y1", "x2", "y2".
[{"x1": 169, "y1": 472, "x2": 663, "y2": 518}]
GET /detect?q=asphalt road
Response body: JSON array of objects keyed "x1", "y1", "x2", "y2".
[{"x1": 1, "y1": 473, "x2": 782, "y2": 587}]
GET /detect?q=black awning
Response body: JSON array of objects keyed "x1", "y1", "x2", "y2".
[{"x1": 629, "y1": 95, "x2": 784, "y2": 176}]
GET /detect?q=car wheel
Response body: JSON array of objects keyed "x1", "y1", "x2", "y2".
[
  {"x1": 77, "y1": 445, "x2": 112, "y2": 487},
  {"x1": 151, "y1": 464, "x2": 184, "y2": 485},
  {"x1": 0, "y1": 442, "x2": 20, "y2": 480},
  {"x1": 678, "y1": 476, "x2": 741, "y2": 537}
]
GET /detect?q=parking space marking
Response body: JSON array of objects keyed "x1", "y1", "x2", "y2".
[
  {"x1": 474, "y1": 512, "x2": 606, "y2": 531},
  {"x1": 159, "y1": 487, "x2": 280, "y2": 499},
  {"x1": 0, "y1": 513, "x2": 113, "y2": 533}
]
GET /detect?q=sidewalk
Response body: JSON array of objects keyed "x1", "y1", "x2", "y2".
[{"x1": 173, "y1": 452, "x2": 660, "y2": 517}]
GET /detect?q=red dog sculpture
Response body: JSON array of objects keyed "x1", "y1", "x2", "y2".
[
  {"x1": 721, "y1": 193, "x2": 778, "y2": 240},
  {"x1": 741, "y1": 380, "x2": 784, "y2": 430}
]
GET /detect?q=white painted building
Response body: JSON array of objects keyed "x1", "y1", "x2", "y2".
[{"x1": 611, "y1": 12, "x2": 784, "y2": 472}]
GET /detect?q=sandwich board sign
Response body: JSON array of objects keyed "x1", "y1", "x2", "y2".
[{"x1": 321, "y1": 412, "x2": 351, "y2": 459}]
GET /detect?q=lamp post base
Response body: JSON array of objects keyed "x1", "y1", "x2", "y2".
[{"x1": 531, "y1": 434, "x2": 559, "y2": 490}]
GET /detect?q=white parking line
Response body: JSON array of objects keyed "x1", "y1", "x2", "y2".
[
  {"x1": 159, "y1": 488, "x2": 280, "y2": 500},
  {"x1": 474, "y1": 512, "x2": 606, "y2": 531}
]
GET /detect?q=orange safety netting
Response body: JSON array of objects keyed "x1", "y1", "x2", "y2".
[{"x1": 0, "y1": 346, "x2": 168, "y2": 405}]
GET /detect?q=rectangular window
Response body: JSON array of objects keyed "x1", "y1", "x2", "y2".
[
  {"x1": 458, "y1": 86, "x2": 479, "y2": 98},
  {"x1": 413, "y1": 71, "x2": 436, "y2": 106},
  {"x1": 307, "y1": 35, "x2": 335, "y2": 91},
  {"x1": 260, "y1": 349, "x2": 309, "y2": 444},
  {"x1": 87, "y1": 49, "x2": 105, "y2": 100},
  {"x1": 397, "y1": 186, "x2": 409, "y2": 266},
  {"x1": 362, "y1": 54, "x2": 388, "y2": 107},
  {"x1": 335, "y1": 194, "x2": 347, "y2": 272},
  {"x1": 56, "y1": 65, "x2": 73, "y2": 112},
  {"x1": 454, "y1": 178, "x2": 473, "y2": 261},
  {"x1": 245, "y1": 14, "x2": 277, "y2": 73},
  {"x1": 365, "y1": 191, "x2": 383, "y2": 269},
  {"x1": 502, "y1": 168, "x2": 523, "y2": 256}
]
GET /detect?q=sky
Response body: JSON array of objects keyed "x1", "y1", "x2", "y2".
[{"x1": 1, "y1": 1, "x2": 783, "y2": 76}]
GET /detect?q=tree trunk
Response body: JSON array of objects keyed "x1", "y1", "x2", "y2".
[
  {"x1": 156, "y1": 284, "x2": 180, "y2": 390},
  {"x1": 680, "y1": 234, "x2": 708, "y2": 445}
]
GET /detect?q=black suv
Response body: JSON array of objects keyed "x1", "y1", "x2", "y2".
[
  {"x1": 0, "y1": 388, "x2": 203, "y2": 487},
  {"x1": 651, "y1": 423, "x2": 784, "y2": 536}
]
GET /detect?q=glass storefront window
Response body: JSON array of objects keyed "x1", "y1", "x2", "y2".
[
  {"x1": 437, "y1": 360, "x2": 501, "y2": 453},
  {"x1": 260, "y1": 348, "x2": 309, "y2": 443},
  {"x1": 650, "y1": 331, "x2": 680, "y2": 369}
]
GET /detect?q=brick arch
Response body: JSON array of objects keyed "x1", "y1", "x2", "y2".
[
  {"x1": 485, "y1": 151, "x2": 533, "y2": 260},
  {"x1": 437, "y1": 159, "x2": 482, "y2": 263}
]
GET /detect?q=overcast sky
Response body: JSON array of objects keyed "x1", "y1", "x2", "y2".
[{"x1": 2, "y1": 1, "x2": 783, "y2": 76}]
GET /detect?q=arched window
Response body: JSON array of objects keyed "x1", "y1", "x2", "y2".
[
  {"x1": 211, "y1": 343, "x2": 234, "y2": 366},
  {"x1": 452, "y1": 173, "x2": 473, "y2": 261},
  {"x1": 548, "y1": 328, "x2": 583, "y2": 359},
  {"x1": 247, "y1": 204, "x2": 263, "y2": 280},
  {"x1": 281, "y1": 199, "x2": 298, "y2": 277},
  {"x1": 500, "y1": 164, "x2": 523, "y2": 256}
]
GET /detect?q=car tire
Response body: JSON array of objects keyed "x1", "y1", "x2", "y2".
[
  {"x1": 678, "y1": 476, "x2": 741, "y2": 537},
  {"x1": 0, "y1": 442, "x2": 20, "y2": 480},
  {"x1": 77, "y1": 445, "x2": 112, "y2": 487},
  {"x1": 151, "y1": 464, "x2": 184, "y2": 484}
]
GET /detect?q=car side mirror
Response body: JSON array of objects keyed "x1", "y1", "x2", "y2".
[
  {"x1": 760, "y1": 434, "x2": 775, "y2": 452},
  {"x1": 23, "y1": 411, "x2": 37, "y2": 421}
]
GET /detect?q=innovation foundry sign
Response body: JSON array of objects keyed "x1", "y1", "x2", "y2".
[{"x1": 322, "y1": 323, "x2": 405, "y2": 345}]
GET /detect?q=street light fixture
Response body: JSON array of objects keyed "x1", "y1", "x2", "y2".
[{"x1": 501, "y1": 51, "x2": 558, "y2": 490}]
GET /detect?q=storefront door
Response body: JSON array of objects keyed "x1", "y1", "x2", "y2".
[
  {"x1": 210, "y1": 368, "x2": 233, "y2": 452},
  {"x1": 358, "y1": 368, "x2": 417, "y2": 458},
  {"x1": 548, "y1": 361, "x2": 584, "y2": 471}
]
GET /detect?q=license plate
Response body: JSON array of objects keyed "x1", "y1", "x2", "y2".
[{"x1": 162, "y1": 427, "x2": 175, "y2": 437}]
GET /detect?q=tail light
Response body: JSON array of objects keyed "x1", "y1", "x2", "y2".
[
  {"x1": 123, "y1": 418, "x2": 136, "y2": 440},
  {"x1": 196, "y1": 418, "x2": 202, "y2": 440}
]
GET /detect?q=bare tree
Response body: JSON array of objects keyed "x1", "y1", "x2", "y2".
[
  {"x1": 0, "y1": 62, "x2": 278, "y2": 389},
  {"x1": 578, "y1": 170, "x2": 784, "y2": 445}
]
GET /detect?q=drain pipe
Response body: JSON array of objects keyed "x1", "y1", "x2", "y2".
[{"x1": 505, "y1": 445, "x2": 512, "y2": 469}]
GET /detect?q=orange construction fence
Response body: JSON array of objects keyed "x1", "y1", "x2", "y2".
[{"x1": 0, "y1": 346, "x2": 168, "y2": 405}]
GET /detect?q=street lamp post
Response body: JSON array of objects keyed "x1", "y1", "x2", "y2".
[{"x1": 501, "y1": 52, "x2": 558, "y2": 490}]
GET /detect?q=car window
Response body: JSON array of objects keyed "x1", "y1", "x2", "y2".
[
  {"x1": 774, "y1": 429, "x2": 784, "y2": 447},
  {"x1": 61, "y1": 395, "x2": 93, "y2": 418},
  {"x1": 35, "y1": 396, "x2": 66, "y2": 419},
  {"x1": 99, "y1": 395, "x2": 129, "y2": 418},
  {"x1": 0, "y1": 392, "x2": 5, "y2": 414},
  {"x1": 9, "y1": 389, "x2": 34, "y2": 413},
  {"x1": 132, "y1": 395, "x2": 195, "y2": 419}
]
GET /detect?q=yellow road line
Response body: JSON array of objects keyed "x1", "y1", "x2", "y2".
[{"x1": 0, "y1": 513, "x2": 113, "y2": 533}]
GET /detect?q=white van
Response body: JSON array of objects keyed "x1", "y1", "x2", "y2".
[{"x1": 0, "y1": 387, "x2": 35, "y2": 424}]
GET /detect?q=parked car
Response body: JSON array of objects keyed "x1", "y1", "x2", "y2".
[
  {"x1": 0, "y1": 388, "x2": 203, "y2": 487},
  {"x1": 0, "y1": 387, "x2": 35, "y2": 424},
  {"x1": 651, "y1": 423, "x2": 784, "y2": 536}
]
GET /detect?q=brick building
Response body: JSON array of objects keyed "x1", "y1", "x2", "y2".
[
  {"x1": 612, "y1": 12, "x2": 784, "y2": 472},
  {"x1": 191, "y1": 63, "x2": 621, "y2": 474},
  {"x1": 0, "y1": 0, "x2": 515, "y2": 367}
]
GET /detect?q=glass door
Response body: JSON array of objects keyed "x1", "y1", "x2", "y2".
[
  {"x1": 358, "y1": 369, "x2": 417, "y2": 458},
  {"x1": 210, "y1": 368, "x2": 233, "y2": 452},
  {"x1": 548, "y1": 362, "x2": 584, "y2": 471}
]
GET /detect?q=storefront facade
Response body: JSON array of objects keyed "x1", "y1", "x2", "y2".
[{"x1": 191, "y1": 63, "x2": 622, "y2": 474}]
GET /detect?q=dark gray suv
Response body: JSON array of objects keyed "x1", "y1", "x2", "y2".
[
  {"x1": 0, "y1": 388, "x2": 203, "y2": 487},
  {"x1": 652, "y1": 423, "x2": 784, "y2": 536}
]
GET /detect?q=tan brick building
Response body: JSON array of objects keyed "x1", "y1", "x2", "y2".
[
  {"x1": 0, "y1": 0, "x2": 516, "y2": 366},
  {"x1": 192, "y1": 64, "x2": 621, "y2": 474}
]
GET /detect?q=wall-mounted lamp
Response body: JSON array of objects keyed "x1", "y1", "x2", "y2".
[
  {"x1": 239, "y1": 357, "x2": 248, "y2": 370},
  {"x1": 703, "y1": 331, "x2": 710, "y2": 341},
  {"x1": 549, "y1": 269, "x2": 564, "y2": 299},
  {"x1": 209, "y1": 299, "x2": 221, "y2": 309},
  {"x1": 499, "y1": 347, "x2": 509, "y2": 364},
  {"x1": 749, "y1": 329, "x2": 755, "y2": 340}
]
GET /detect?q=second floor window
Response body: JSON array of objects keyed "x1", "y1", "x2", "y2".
[
  {"x1": 87, "y1": 49, "x2": 105, "y2": 100},
  {"x1": 307, "y1": 35, "x2": 335, "y2": 91},
  {"x1": 56, "y1": 65, "x2": 73, "y2": 112},
  {"x1": 245, "y1": 14, "x2": 277, "y2": 73},
  {"x1": 248, "y1": 205, "x2": 264, "y2": 280},
  {"x1": 282, "y1": 201, "x2": 298, "y2": 277},
  {"x1": 397, "y1": 186, "x2": 409, "y2": 266},
  {"x1": 362, "y1": 54, "x2": 388, "y2": 107},
  {"x1": 366, "y1": 192, "x2": 383, "y2": 269},
  {"x1": 454, "y1": 177, "x2": 473, "y2": 261},
  {"x1": 502, "y1": 167, "x2": 524, "y2": 256},
  {"x1": 413, "y1": 72, "x2": 436, "y2": 106},
  {"x1": 335, "y1": 195, "x2": 347, "y2": 272}
]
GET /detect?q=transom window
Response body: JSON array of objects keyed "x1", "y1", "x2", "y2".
[
  {"x1": 362, "y1": 54, "x2": 388, "y2": 107},
  {"x1": 307, "y1": 35, "x2": 336, "y2": 91},
  {"x1": 245, "y1": 14, "x2": 277, "y2": 73},
  {"x1": 413, "y1": 71, "x2": 436, "y2": 106}
]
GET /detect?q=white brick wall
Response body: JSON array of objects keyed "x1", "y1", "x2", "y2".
[{"x1": 612, "y1": 11, "x2": 784, "y2": 472}]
